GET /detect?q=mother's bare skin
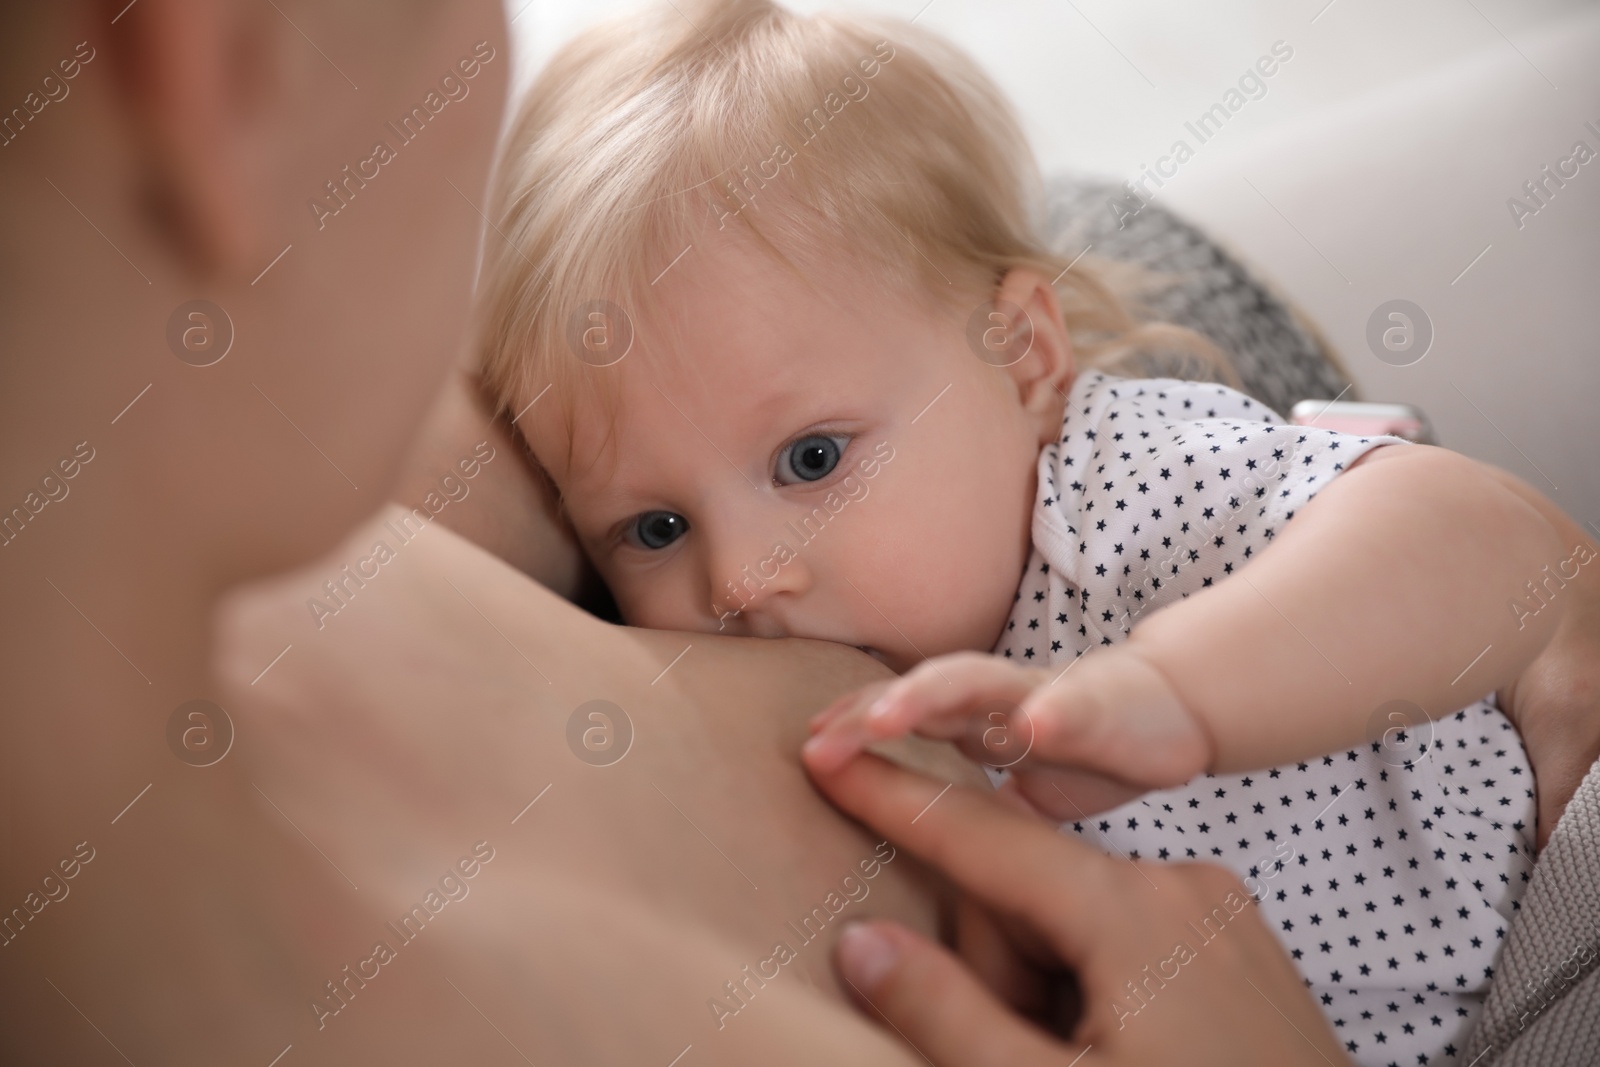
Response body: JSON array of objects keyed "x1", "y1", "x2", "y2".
[{"x1": 216, "y1": 505, "x2": 975, "y2": 1063}]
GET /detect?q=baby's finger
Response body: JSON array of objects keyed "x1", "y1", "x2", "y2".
[
  {"x1": 1013, "y1": 649, "x2": 1211, "y2": 790},
  {"x1": 865, "y1": 653, "x2": 1047, "y2": 738},
  {"x1": 802, "y1": 715, "x2": 882, "y2": 773},
  {"x1": 808, "y1": 679, "x2": 893, "y2": 736},
  {"x1": 803, "y1": 687, "x2": 893, "y2": 772},
  {"x1": 804, "y1": 655, "x2": 1041, "y2": 773}
]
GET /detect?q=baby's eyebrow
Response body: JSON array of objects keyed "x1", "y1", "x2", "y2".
[{"x1": 562, "y1": 478, "x2": 658, "y2": 521}]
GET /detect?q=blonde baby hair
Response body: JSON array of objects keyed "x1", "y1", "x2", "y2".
[{"x1": 476, "y1": 0, "x2": 1229, "y2": 455}]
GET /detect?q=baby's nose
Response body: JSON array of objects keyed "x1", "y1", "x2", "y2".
[{"x1": 708, "y1": 537, "x2": 813, "y2": 621}]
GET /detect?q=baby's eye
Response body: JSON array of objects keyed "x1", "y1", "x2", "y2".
[
  {"x1": 775, "y1": 434, "x2": 847, "y2": 485},
  {"x1": 627, "y1": 510, "x2": 689, "y2": 550}
]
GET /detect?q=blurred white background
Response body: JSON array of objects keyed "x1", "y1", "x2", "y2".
[{"x1": 502, "y1": 0, "x2": 1600, "y2": 528}]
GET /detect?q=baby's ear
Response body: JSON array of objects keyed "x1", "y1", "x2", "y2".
[{"x1": 989, "y1": 269, "x2": 1075, "y2": 446}]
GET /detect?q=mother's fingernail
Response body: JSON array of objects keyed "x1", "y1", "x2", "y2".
[{"x1": 837, "y1": 922, "x2": 899, "y2": 991}]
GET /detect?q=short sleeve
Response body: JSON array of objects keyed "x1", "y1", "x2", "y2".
[{"x1": 1031, "y1": 372, "x2": 1408, "y2": 637}]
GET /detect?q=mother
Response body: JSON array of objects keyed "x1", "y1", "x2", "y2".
[{"x1": 1, "y1": 1, "x2": 1594, "y2": 1064}]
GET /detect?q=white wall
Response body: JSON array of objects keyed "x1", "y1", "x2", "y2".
[{"x1": 503, "y1": 0, "x2": 1600, "y2": 528}]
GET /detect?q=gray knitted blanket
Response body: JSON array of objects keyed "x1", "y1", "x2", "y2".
[
  {"x1": 1460, "y1": 756, "x2": 1600, "y2": 1066},
  {"x1": 1038, "y1": 175, "x2": 1352, "y2": 416}
]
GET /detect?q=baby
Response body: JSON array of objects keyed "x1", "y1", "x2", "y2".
[{"x1": 476, "y1": 2, "x2": 1581, "y2": 1063}]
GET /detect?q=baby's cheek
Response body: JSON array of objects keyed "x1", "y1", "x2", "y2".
[
  {"x1": 609, "y1": 573, "x2": 703, "y2": 631},
  {"x1": 932, "y1": 553, "x2": 1017, "y2": 652},
  {"x1": 608, "y1": 580, "x2": 659, "y2": 627},
  {"x1": 847, "y1": 523, "x2": 995, "y2": 656},
  {"x1": 911, "y1": 496, "x2": 1030, "y2": 652}
]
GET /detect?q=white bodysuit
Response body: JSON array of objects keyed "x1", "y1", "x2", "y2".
[{"x1": 993, "y1": 371, "x2": 1535, "y2": 1067}]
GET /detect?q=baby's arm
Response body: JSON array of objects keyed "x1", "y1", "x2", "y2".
[
  {"x1": 1116, "y1": 442, "x2": 1568, "y2": 771},
  {"x1": 806, "y1": 444, "x2": 1578, "y2": 800}
]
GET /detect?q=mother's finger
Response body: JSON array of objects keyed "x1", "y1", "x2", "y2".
[
  {"x1": 808, "y1": 753, "x2": 1143, "y2": 973},
  {"x1": 815, "y1": 756, "x2": 1351, "y2": 1067},
  {"x1": 835, "y1": 921, "x2": 1082, "y2": 1067},
  {"x1": 997, "y1": 766, "x2": 1147, "y2": 823}
]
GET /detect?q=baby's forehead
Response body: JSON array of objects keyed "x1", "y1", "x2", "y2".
[
  {"x1": 540, "y1": 348, "x2": 796, "y2": 481},
  {"x1": 527, "y1": 237, "x2": 964, "y2": 497}
]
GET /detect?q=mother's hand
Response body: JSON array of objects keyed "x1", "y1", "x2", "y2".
[{"x1": 808, "y1": 753, "x2": 1351, "y2": 1067}]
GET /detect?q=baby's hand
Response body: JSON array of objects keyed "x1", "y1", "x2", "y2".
[{"x1": 801, "y1": 649, "x2": 1216, "y2": 821}]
